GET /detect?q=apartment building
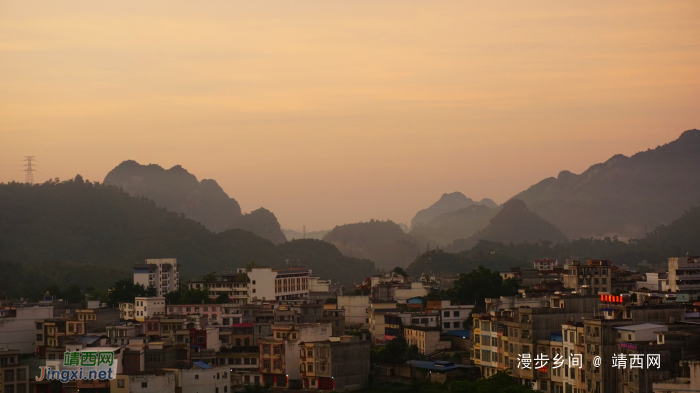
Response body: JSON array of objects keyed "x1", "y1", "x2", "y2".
[
  {"x1": 120, "y1": 302, "x2": 135, "y2": 320},
  {"x1": 247, "y1": 267, "x2": 311, "y2": 301},
  {"x1": 106, "y1": 322, "x2": 143, "y2": 347},
  {"x1": 0, "y1": 349, "x2": 29, "y2": 393},
  {"x1": 259, "y1": 323, "x2": 332, "y2": 388},
  {"x1": 653, "y1": 361, "x2": 700, "y2": 393},
  {"x1": 0, "y1": 306, "x2": 53, "y2": 354},
  {"x1": 299, "y1": 336, "x2": 370, "y2": 391},
  {"x1": 404, "y1": 326, "x2": 451, "y2": 355},
  {"x1": 188, "y1": 272, "x2": 250, "y2": 304},
  {"x1": 563, "y1": 260, "x2": 613, "y2": 294},
  {"x1": 134, "y1": 297, "x2": 166, "y2": 322},
  {"x1": 337, "y1": 296, "x2": 370, "y2": 329},
  {"x1": 133, "y1": 258, "x2": 179, "y2": 297},
  {"x1": 166, "y1": 304, "x2": 222, "y2": 324},
  {"x1": 534, "y1": 259, "x2": 559, "y2": 271},
  {"x1": 426, "y1": 299, "x2": 474, "y2": 332},
  {"x1": 668, "y1": 255, "x2": 700, "y2": 295}
]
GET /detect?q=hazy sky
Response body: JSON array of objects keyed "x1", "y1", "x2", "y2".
[{"x1": 1, "y1": 1, "x2": 698, "y2": 230}]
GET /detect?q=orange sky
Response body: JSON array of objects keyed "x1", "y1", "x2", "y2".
[{"x1": 1, "y1": 1, "x2": 699, "y2": 230}]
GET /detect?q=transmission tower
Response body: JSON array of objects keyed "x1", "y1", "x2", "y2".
[{"x1": 23, "y1": 156, "x2": 36, "y2": 184}]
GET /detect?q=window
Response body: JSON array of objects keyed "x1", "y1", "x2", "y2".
[
  {"x1": 195, "y1": 375, "x2": 199, "y2": 380},
  {"x1": 274, "y1": 361, "x2": 280, "y2": 369},
  {"x1": 274, "y1": 347, "x2": 281, "y2": 355},
  {"x1": 443, "y1": 311, "x2": 450, "y2": 317},
  {"x1": 263, "y1": 346, "x2": 270, "y2": 355},
  {"x1": 263, "y1": 360, "x2": 270, "y2": 369},
  {"x1": 443, "y1": 323, "x2": 450, "y2": 329},
  {"x1": 311, "y1": 379, "x2": 316, "y2": 386},
  {"x1": 118, "y1": 379, "x2": 125, "y2": 388},
  {"x1": 308, "y1": 363, "x2": 314, "y2": 371},
  {"x1": 36, "y1": 322, "x2": 43, "y2": 330},
  {"x1": 36, "y1": 334, "x2": 43, "y2": 342},
  {"x1": 142, "y1": 382, "x2": 148, "y2": 388},
  {"x1": 454, "y1": 311, "x2": 460, "y2": 318}
]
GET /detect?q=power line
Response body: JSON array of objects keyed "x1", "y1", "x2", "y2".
[{"x1": 24, "y1": 156, "x2": 36, "y2": 185}]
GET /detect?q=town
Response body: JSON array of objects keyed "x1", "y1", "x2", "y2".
[{"x1": 1, "y1": 255, "x2": 700, "y2": 393}]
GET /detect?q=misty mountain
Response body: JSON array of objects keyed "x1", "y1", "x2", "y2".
[
  {"x1": 410, "y1": 204, "x2": 498, "y2": 246},
  {"x1": 514, "y1": 129, "x2": 700, "y2": 239},
  {"x1": 283, "y1": 228, "x2": 330, "y2": 241},
  {"x1": 0, "y1": 177, "x2": 376, "y2": 294},
  {"x1": 411, "y1": 192, "x2": 497, "y2": 229},
  {"x1": 446, "y1": 198, "x2": 567, "y2": 252},
  {"x1": 103, "y1": 160, "x2": 286, "y2": 244},
  {"x1": 323, "y1": 220, "x2": 423, "y2": 270}
]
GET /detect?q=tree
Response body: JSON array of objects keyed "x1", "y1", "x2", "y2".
[
  {"x1": 108, "y1": 279, "x2": 152, "y2": 306},
  {"x1": 180, "y1": 288, "x2": 212, "y2": 304},
  {"x1": 203, "y1": 272, "x2": 218, "y2": 283},
  {"x1": 62, "y1": 284, "x2": 83, "y2": 304},
  {"x1": 216, "y1": 292, "x2": 230, "y2": 304},
  {"x1": 392, "y1": 267, "x2": 408, "y2": 277},
  {"x1": 447, "y1": 266, "x2": 518, "y2": 307}
]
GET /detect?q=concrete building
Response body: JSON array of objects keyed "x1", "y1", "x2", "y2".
[
  {"x1": 404, "y1": 326, "x2": 451, "y2": 355},
  {"x1": 563, "y1": 260, "x2": 613, "y2": 294},
  {"x1": 0, "y1": 349, "x2": 29, "y2": 393},
  {"x1": 668, "y1": 255, "x2": 700, "y2": 296},
  {"x1": 133, "y1": 258, "x2": 180, "y2": 297},
  {"x1": 188, "y1": 271, "x2": 250, "y2": 304},
  {"x1": 259, "y1": 323, "x2": 332, "y2": 388},
  {"x1": 119, "y1": 302, "x2": 135, "y2": 320},
  {"x1": 637, "y1": 273, "x2": 669, "y2": 291},
  {"x1": 534, "y1": 259, "x2": 559, "y2": 271},
  {"x1": 299, "y1": 336, "x2": 370, "y2": 391},
  {"x1": 337, "y1": 296, "x2": 370, "y2": 329},
  {"x1": 309, "y1": 277, "x2": 331, "y2": 293},
  {"x1": 168, "y1": 364, "x2": 229, "y2": 393},
  {"x1": 247, "y1": 267, "x2": 311, "y2": 301},
  {"x1": 0, "y1": 305, "x2": 53, "y2": 353},
  {"x1": 395, "y1": 282, "x2": 430, "y2": 304},
  {"x1": 135, "y1": 297, "x2": 166, "y2": 322},
  {"x1": 106, "y1": 321, "x2": 143, "y2": 347},
  {"x1": 426, "y1": 299, "x2": 474, "y2": 332},
  {"x1": 166, "y1": 304, "x2": 223, "y2": 324},
  {"x1": 320, "y1": 308, "x2": 346, "y2": 337},
  {"x1": 653, "y1": 361, "x2": 700, "y2": 393},
  {"x1": 111, "y1": 372, "x2": 176, "y2": 393}
]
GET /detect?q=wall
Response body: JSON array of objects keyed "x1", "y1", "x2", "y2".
[
  {"x1": 337, "y1": 296, "x2": 369, "y2": 328},
  {"x1": 0, "y1": 306, "x2": 53, "y2": 353}
]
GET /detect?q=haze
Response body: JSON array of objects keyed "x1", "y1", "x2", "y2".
[{"x1": 1, "y1": 1, "x2": 698, "y2": 230}]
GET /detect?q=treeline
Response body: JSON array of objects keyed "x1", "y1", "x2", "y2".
[{"x1": 0, "y1": 178, "x2": 378, "y2": 299}]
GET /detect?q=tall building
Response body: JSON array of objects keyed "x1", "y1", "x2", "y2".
[
  {"x1": 299, "y1": 336, "x2": 370, "y2": 391},
  {"x1": 247, "y1": 267, "x2": 311, "y2": 301},
  {"x1": 133, "y1": 258, "x2": 179, "y2": 296},
  {"x1": 667, "y1": 255, "x2": 700, "y2": 295},
  {"x1": 188, "y1": 271, "x2": 250, "y2": 304},
  {"x1": 563, "y1": 260, "x2": 613, "y2": 294}
]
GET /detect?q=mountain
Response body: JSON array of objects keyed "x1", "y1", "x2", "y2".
[
  {"x1": 283, "y1": 229, "x2": 330, "y2": 241},
  {"x1": 0, "y1": 177, "x2": 376, "y2": 297},
  {"x1": 410, "y1": 204, "x2": 497, "y2": 246},
  {"x1": 103, "y1": 160, "x2": 286, "y2": 244},
  {"x1": 514, "y1": 129, "x2": 700, "y2": 239},
  {"x1": 447, "y1": 199, "x2": 567, "y2": 252},
  {"x1": 410, "y1": 192, "x2": 498, "y2": 229},
  {"x1": 322, "y1": 220, "x2": 423, "y2": 270}
]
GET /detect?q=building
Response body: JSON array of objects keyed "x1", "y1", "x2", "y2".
[
  {"x1": 259, "y1": 323, "x2": 333, "y2": 388},
  {"x1": 247, "y1": 267, "x2": 311, "y2": 301},
  {"x1": 0, "y1": 306, "x2": 53, "y2": 354},
  {"x1": 668, "y1": 256, "x2": 700, "y2": 296},
  {"x1": 309, "y1": 277, "x2": 331, "y2": 293},
  {"x1": 653, "y1": 361, "x2": 700, "y2": 393},
  {"x1": 337, "y1": 296, "x2": 370, "y2": 329},
  {"x1": 168, "y1": 363, "x2": 230, "y2": 393},
  {"x1": 119, "y1": 302, "x2": 135, "y2": 320},
  {"x1": 111, "y1": 371, "x2": 176, "y2": 393},
  {"x1": 106, "y1": 321, "x2": 143, "y2": 347},
  {"x1": 534, "y1": 259, "x2": 559, "y2": 271},
  {"x1": 320, "y1": 308, "x2": 346, "y2": 337},
  {"x1": 133, "y1": 258, "x2": 180, "y2": 297},
  {"x1": 0, "y1": 349, "x2": 29, "y2": 393},
  {"x1": 299, "y1": 336, "x2": 370, "y2": 391},
  {"x1": 426, "y1": 299, "x2": 474, "y2": 332},
  {"x1": 636, "y1": 273, "x2": 669, "y2": 291},
  {"x1": 166, "y1": 304, "x2": 222, "y2": 324},
  {"x1": 395, "y1": 282, "x2": 430, "y2": 304},
  {"x1": 134, "y1": 297, "x2": 166, "y2": 322},
  {"x1": 563, "y1": 260, "x2": 613, "y2": 294},
  {"x1": 188, "y1": 272, "x2": 250, "y2": 304},
  {"x1": 404, "y1": 326, "x2": 451, "y2": 355}
]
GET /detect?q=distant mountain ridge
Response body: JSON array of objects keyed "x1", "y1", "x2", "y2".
[
  {"x1": 323, "y1": 220, "x2": 422, "y2": 270},
  {"x1": 410, "y1": 192, "x2": 497, "y2": 229},
  {"x1": 104, "y1": 160, "x2": 286, "y2": 244},
  {"x1": 447, "y1": 198, "x2": 567, "y2": 252}
]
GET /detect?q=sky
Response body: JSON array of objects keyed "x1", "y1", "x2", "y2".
[{"x1": 1, "y1": 1, "x2": 699, "y2": 231}]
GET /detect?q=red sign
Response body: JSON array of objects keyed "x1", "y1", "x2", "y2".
[{"x1": 600, "y1": 294, "x2": 623, "y2": 303}]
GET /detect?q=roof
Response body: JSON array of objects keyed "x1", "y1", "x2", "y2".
[
  {"x1": 443, "y1": 330, "x2": 470, "y2": 338},
  {"x1": 614, "y1": 323, "x2": 666, "y2": 331},
  {"x1": 77, "y1": 336, "x2": 104, "y2": 344},
  {"x1": 193, "y1": 361, "x2": 212, "y2": 370},
  {"x1": 406, "y1": 360, "x2": 476, "y2": 372}
]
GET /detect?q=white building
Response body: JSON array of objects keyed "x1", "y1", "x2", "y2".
[
  {"x1": 119, "y1": 302, "x2": 135, "y2": 320},
  {"x1": 0, "y1": 306, "x2": 54, "y2": 353},
  {"x1": 337, "y1": 295, "x2": 370, "y2": 328},
  {"x1": 134, "y1": 297, "x2": 166, "y2": 322},
  {"x1": 247, "y1": 267, "x2": 311, "y2": 301},
  {"x1": 111, "y1": 372, "x2": 176, "y2": 393},
  {"x1": 133, "y1": 258, "x2": 180, "y2": 297},
  {"x1": 636, "y1": 272, "x2": 668, "y2": 291},
  {"x1": 188, "y1": 272, "x2": 250, "y2": 304},
  {"x1": 614, "y1": 323, "x2": 667, "y2": 342},
  {"x1": 309, "y1": 277, "x2": 330, "y2": 293},
  {"x1": 170, "y1": 365, "x2": 229, "y2": 393},
  {"x1": 653, "y1": 360, "x2": 700, "y2": 393},
  {"x1": 668, "y1": 256, "x2": 700, "y2": 295},
  {"x1": 394, "y1": 282, "x2": 429, "y2": 304},
  {"x1": 427, "y1": 300, "x2": 473, "y2": 331}
]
